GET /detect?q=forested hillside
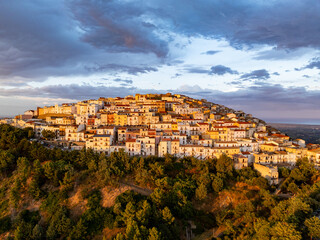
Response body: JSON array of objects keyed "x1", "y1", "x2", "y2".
[{"x1": 0, "y1": 124, "x2": 320, "y2": 239}]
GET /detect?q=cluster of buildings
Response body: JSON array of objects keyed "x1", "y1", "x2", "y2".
[{"x1": 1, "y1": 93, "x2": 320, "y2": 184}]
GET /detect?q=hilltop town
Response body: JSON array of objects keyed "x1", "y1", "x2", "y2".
[{"x1": 2, "y1": 93, "x2": 320, "y2": 184}]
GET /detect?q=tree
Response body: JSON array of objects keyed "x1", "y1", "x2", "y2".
[
  {"x1": 215, "y1": 154, "x2": 233, "y2": 177},
  {"x1": 17, "y1": 157, "x2": 31, "y2": 182},
  {"x1": 253, "y1": 218, "x2": 270, "y2": 240},
  {"x1": 279, "y1": 167, "x2": 290, "y2": 178},
  {"x1": 125, "y1": 218, "x2": 141, "y2": 239},
  {"x1": 255, "y1": 176, "x2": 269, "y2": 190},
  {"x1": 271, "y1": 222, "x2": 302, "y2": 240},
  {"x1": 151, "y1": 188, "x2": 167, "y2": 207},
  {"x1": 28, "y1": 129, "x2": 34, "y2": 139},
  {"x1": 68, "y1": 219, "x2": 87, "y2": 240},
  {"x1": 0, "y1": 216, "x2": 11, "y2": 235},
  {"x1": 148, "y1": 227, "x2": 161, "y2": 240},
  {"x1": 32, "y1": 224, "x2": 44, "y2": 240},
  {"x1": 305, "y1": 216, "x2": 320, "y2": 239},
  {"x1": 288, "y1": 182, "x2": 299, "y2": 194},
  {"x1": 0, "y1": 150, "x2": 15, "y2": 175},
  {"x1": 212, "y1": 176, "x2": 224, "y2": 193},
  {"x1": 41, "y1": 130, "x2": 56, "y2": 140},
  {"x1": 29, "y1": 178, "x2": 42, "y2": 200},
  {"x1": 9, "y1": 177, "x2": 21, "y2": 208},
  {"x1": 195, "y1": 183, "x2": 207, "y2": 200},
  {"x1": 122, "y1": 202, "x2": 136, "y2": 225},
  {"x1": 161, "y1": 207, "x2": 175, "y2": 225},
  {"x1": 136, "y1": 200, "x2": 152, "y2": 225}
]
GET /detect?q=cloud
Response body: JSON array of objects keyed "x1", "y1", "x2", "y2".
[
  {"x1": 171, "y1": 73, "x2": 182, "y2": 78},
  {"x1": 0, "y1": 0, "x2": 319, "y2": 87},
  {"x1": 202, "y1": 50, "x2": 220, "y2": 55},
  {"x1": 209, "y1": 65, "x2": 238, "y2": 75},
  {"x1": 68, "y1": 0, "x2": 169, "y2": 57},
  {"x1": 0, "y1": 1, "x2": 92, "y2": 80},
  {"x1": 184, "y1": 65, "x2": 238, "y2": 75},
  {"x1": 173, "y1": 83, "x2": 320, "y2": 120},
  {"x1": 0, "y1": 0, "x2": 166, "y2": 85},
  {"x1": 304, "y1": 57, "x2": 320, "y2": 70},
  {"x1": 254, "y1": 48, "x2": 313, "y2": 60},
  {"x1": 152, "y1": 0, "x2": 320, "y2": 50},
  {"x1": 185, "y1": 67, "x2": 210, "y2": 74},
  {"x1": 113, "y1": 78, "x2": 133, "y2": 84},
  {"x1": 240, "y1": 69, "x2": 270, "y2": 81},
  {"x1": 87, "y1": 64, "x2": 158, "y2": 75},
  {"x1": 0, "y1": 84, "x2": 151, "y2": 100},
  {"x1": 0, "y1": 82, "x2": 320, "y2": 121},
  {"x1": 272, "y1": 72, "x2": 280, "y2": 76},
  {"x1": 101, "y1": 78, "x2": 133, "y2": 84}
]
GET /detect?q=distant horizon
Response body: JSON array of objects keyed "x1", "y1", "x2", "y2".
[
  {"x1": 0, "y1": 1, "x2": 320, "y2": 118},
  {"x1": 267, "y1": 120, "x2": 320, "y2": 126}
]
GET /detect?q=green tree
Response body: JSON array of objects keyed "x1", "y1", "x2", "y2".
[
  {"x1": 32, "y1": 224, "x2": 44, "y2": 240},
  {"x1": 253, "y1": 218, "x2": 270, "y2": 240},
  {"x1": 161, "y1": 207, "x2": 175, "y2": 225},
  {"x1": 271, "y1": 222, "x2": 302, "y2": 240},
  {"x1": 9, "y1": 177, "x2": 21, "y2": 208},
  {"x1": 305, "y1": 216, "x2": 320, "y2": 239},
  {"x1": 148, "y1": 227, "x2": 161, "y2": 240},
  {"x1": 0, "y1": 216, "x2": 11, "y2": 235},
  {"x1": 16, "y1": 157, "x2": 31, "y2": 182},
  {"x1": 288, "y1": 182, "x2": 299, "y2": 194},
  {"x1": 212, "y1": 176, "x2": 224, "y2": 193},
  {"x1": 41, "y1": 130, "x2": 56, "y2": 140},
  {"x1": 29, "y1": 178, "x2": 42, "y2": 200},
  {"x1": 254, "y1": 176, "x2": 269, "y2": 189},
  {"x1": 68, "y1": 219, "x2": 87, "y2": 240},
  {"x1": 279, "y1": 167, "x2": 290, "y2": 178},
  {"x1": 136, "y1": 200, "x2": 152, "y2": 225},
  {"x1": 122, "y1": 202, "x2": 136, "y2": 225},
  {"x1": 195, "y1": 183, "x2": 207, "y2": 200},
  {"x1": 216, "y1": 154, "x2": 233, "y2": 176},
  {"x1": 0, "y1": 150, "x2": 15, "y2": 175}
]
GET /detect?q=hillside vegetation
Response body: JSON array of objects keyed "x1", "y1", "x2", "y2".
[{"x1": 0, "y1": 124, "x2": 320, "y2": 239}]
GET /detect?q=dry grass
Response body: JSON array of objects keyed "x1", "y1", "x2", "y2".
[
  {"x1": 68, "y1": 185, "x2": 88, "y2": 219},
  {"x1": 102, "y1": 227, "x2": 125, "y2": 240},
  {"x1": 100, "y1": 185, "x2": 132, "y2": 208}
]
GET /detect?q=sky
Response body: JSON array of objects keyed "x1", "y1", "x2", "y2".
[{"x1": 0, "y1": 0, "x2": 320, "y2": 123}]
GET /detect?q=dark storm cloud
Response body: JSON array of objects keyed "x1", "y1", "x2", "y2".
[
  {"x1": 209, "y1": 65, "x2": 238, "y2": 75},
  {"x1": 1, "y1": 0, "x2": 320, "y2": 86},
  {"x1": 240, "y1": 69, "x2": 270, "y2": 81},
  {"x1": 152, "y1": 0, "x2": 320, "y2": 49},
  {"x1": 68, "y1": 0, "x2": 168, "y2": 57},
  {"x1": 0, "y1": 1, "x2": 91, "y2": 80},
  {"x1": 0, "y1": 0, "x2": 165, "y2": 84}
]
